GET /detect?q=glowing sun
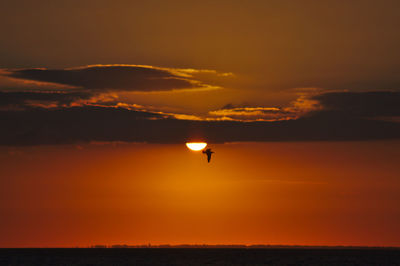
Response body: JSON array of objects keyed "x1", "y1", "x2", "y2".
[{"x1": 186, "y1": 142, "x2": 207, "y2": 151}]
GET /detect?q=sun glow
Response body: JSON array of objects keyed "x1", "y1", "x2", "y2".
[{"x1": 186, "y1": 142, "x2": 207, "y2": 151}]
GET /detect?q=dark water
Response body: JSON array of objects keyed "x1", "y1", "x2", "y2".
[{"x1": 1, "y1": 248, "x2": 400, "y2": 265}]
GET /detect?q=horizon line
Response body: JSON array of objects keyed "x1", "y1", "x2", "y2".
[{"x1": 2, "y1": 244, "x2": 400, "y2": 249}]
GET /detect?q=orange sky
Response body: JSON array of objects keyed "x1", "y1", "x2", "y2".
[{"x1": 1, "y1": 141, "x2": 399, "y2": 247}]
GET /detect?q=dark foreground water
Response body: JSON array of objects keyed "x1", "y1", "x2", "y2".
[{"x1": 1, "y1": 248, "x2": 400, "y2": 265}]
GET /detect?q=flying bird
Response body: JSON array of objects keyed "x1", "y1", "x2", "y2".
[{"x1": 202, "y1": 148, "x2": 214, "y2": 163}]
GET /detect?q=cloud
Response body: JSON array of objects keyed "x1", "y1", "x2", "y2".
[
  {"x1": 0, "y1": 69, "x2": 77, "y2": 91},
  {"x1": 208, "y1": 95, "x2": 321, "y2": 122},
  {"x1": 3, "y1": 65, "x2": 227, "y2": 92},
  {"x1": 0, "y1": 63, "x2": 233, "y2": 114},
  {"x1": 1, "y1": 93, "x2": 399, "y2": 146},
  {"x1": 311, "y1": 91, "x2": 400, "y2": 118},
  {"x1": 209, "y1": 107, "x2": 296, "y2": 121},
  {"x1": 0, "y1": 67, "x2": 399, "y2": 146},
  {"x1": 0, "y1": 91, "x2": 116, "y2": 110},
  {"x1": 209, "y1": 90, "x2": 400, "y2": 122}
]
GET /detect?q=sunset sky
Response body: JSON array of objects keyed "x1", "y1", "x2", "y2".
[{"x1": 0, "y1": 0, "x2": 400, "y2": 247}]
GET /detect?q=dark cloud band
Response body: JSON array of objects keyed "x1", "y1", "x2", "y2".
[
  {"x1": 312, "y1": 91, "x2": 400, "y2": 117},
  {"x1": 0, "y1": 104, "x2": 399, "y2": 146},
  {"x1": 0, "y1": 85, "x2": 399, "y2": 145}
]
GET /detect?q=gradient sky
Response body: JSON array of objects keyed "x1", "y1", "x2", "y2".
[
  {"x1": 1, "y1": 142, "x2": 399, "y2": 247},
  {"x1": 1, "y1": 0, "x2": 400, "y2": 247}
]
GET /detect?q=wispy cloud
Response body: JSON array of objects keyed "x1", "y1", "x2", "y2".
[
  {"x1": 208, "y1": 94, "x2": 321, "y2": 122},
  {"x1": 1, "y1": 64, "x2": 231, "y2": 93},
  {"x1": 209, "y1": 107, "x2": 294, "y2": 121}
]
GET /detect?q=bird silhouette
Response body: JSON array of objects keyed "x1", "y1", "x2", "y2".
[{"x1": 202, "y1": 148, "x2": 214, "y2": 163}]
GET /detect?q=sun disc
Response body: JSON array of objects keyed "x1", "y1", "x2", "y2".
[{"x1": 186, "y1": 142, "x2": 207, "y2": 151}]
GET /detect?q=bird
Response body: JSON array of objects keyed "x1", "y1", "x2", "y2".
[{"x1": 202, "y1": 148, "x2": 214, "y2": 163}]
